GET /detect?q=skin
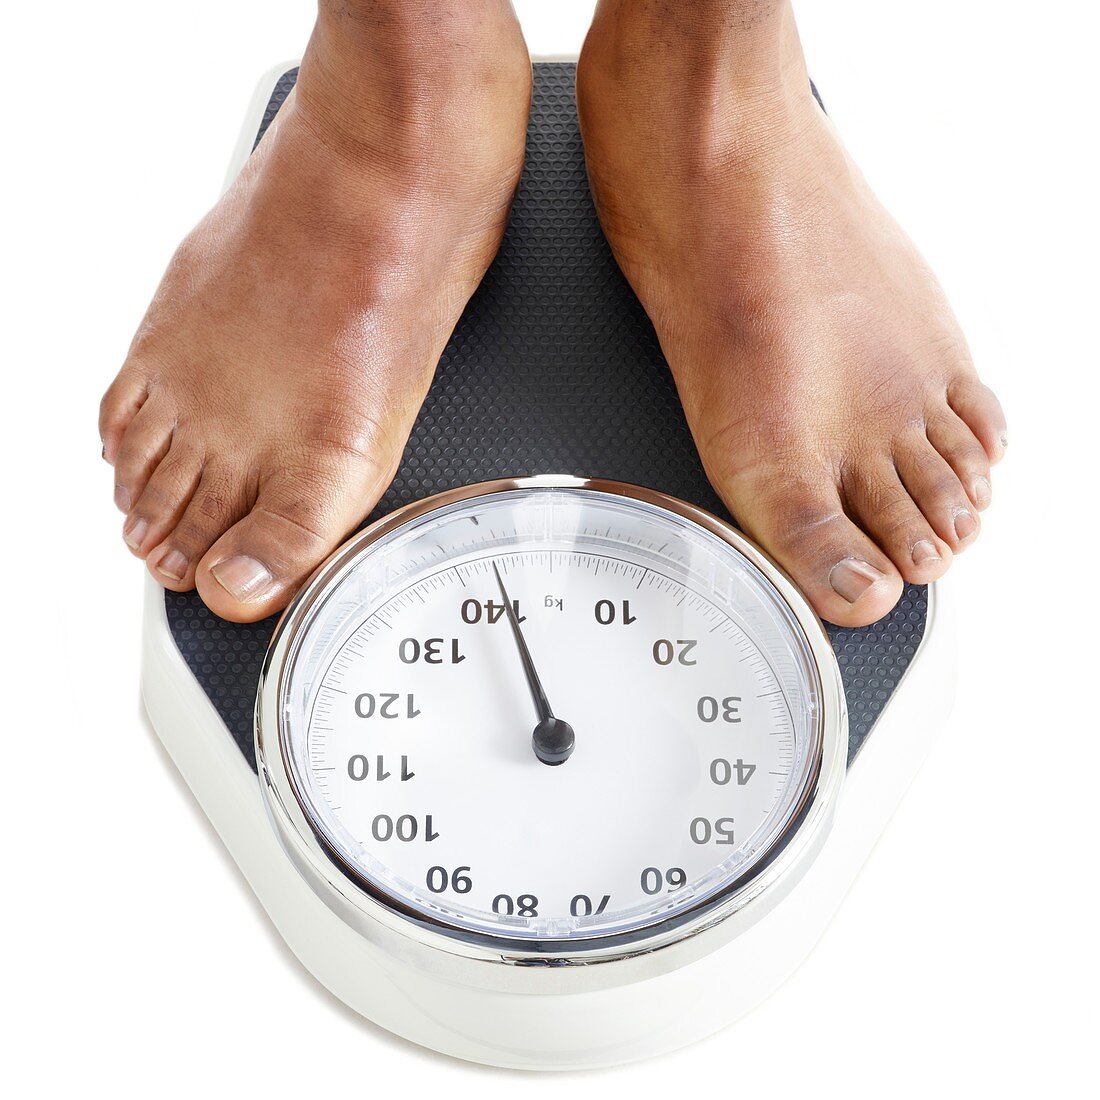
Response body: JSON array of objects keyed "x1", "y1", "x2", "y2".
[
  {"x1": 103, "y1": 0, "x2": 1005, "y2": 629},
  {"x1": 100, "y1": 0, "x2": 531, "y2": 621},
  {"x1": 577, "y1": 0, "x2": 1006, "y2": 626}
]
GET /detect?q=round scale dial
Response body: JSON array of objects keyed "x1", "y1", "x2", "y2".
[{"x1": 262, "y1": 480, "x2": 839, "y2": 954}]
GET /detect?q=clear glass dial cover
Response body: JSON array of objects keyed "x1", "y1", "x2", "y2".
[{"x1": 271, "y1": 485, "x2": 829, "y2": 949}]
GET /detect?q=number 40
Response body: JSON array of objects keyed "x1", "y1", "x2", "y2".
[{"x1": 710, "y1": 757, "x2": 756, "y2": 785}]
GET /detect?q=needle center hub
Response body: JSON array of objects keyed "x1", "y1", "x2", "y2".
[{"x1": 533, "y1": 716, "x2": 576, "y2": 766}]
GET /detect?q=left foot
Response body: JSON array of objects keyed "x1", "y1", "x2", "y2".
[
  {"x1": 578, "y1": 1, "x2": 1006, "y2": 627},
  {"x1": 99, "y1": 1, "x2": 531, "y2": 622}
]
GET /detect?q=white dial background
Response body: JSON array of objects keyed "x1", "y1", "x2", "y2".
[{"x1": 278, "y1": 487, "x2": 824, "y2": 945}]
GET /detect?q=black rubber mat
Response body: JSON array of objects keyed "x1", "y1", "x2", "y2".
[{"x1": 166, "y1": 63, "x2": 928, "y2": 771}]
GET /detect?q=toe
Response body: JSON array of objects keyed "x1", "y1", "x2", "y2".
[
  {"x1": 842, "y1": 459, "x2": 953, "y2": 585},
  {"x1": 99, "y1": 369, "x2": 148, "y2": 465},
  {"x1": 926, "y1": 411, "x2": 993, "y2": 511},
  {"x1": 195, "y1": 457, "x2": 388, "y2": 622},
  {"x1": 948, "y1": 377, "x2": 1007, "y2": 465},
  {"x1": 895, "y1": 439, "x2": 981, "y2": 554},
  {"x1": 145, "y1": 465, "x2": 252, "y2": 590},
  {"x1": 112, "y1": 400, "x2": 174, "y2": 515},
  {"x1": 717, "y1": 468, "x2": 905, "y2": 628},
  {"x1": 122, "y1": 443, "x2": 204, "y2": 558}
]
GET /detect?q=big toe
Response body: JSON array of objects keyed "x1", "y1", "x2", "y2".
[
  {"x1": 195, "y1": 459, "x2": 387, "y2": 622},
  {"x1": 716, "y1": 468, "x2": 904, "y2": 628}
]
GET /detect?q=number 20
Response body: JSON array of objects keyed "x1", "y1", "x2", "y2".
[{"x1": 652, "y1": 639, "x2": 698, "y2": 666}]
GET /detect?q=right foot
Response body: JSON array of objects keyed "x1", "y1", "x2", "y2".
[
  {"x1": 578, "y1": 1, "x2": 1005, "y2": 627},
  {"x1": 100, "y1": 1, "x2": 530, "y2": 621}
]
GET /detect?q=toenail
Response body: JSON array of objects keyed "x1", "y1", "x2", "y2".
[
  {"x1": 157, "y1": 549, "x2": 189, "y2": 582},
  {"x1": 911, "y1": 539, "x2": 940, "y2": 567},
  {"x1": 973, "y1": 477, "x2": 992, "y2": 510},
  {"x1": 829, "y1": 558, "x2": 885, "y2": 604},
  {"x1": 211, "y1": 555, "x2": 274, "y2": 603},
  {"x1": 124, "y1": 517, "x2": 148, "y2": 551},
  {"x1": 114, "y1": 483, "x2": 131, "y2": 512},
  {"x1": 953, "y1": 508, "x2": 978, "y2": 542}
]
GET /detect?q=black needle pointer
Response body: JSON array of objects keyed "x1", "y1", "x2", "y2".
[{"x1": 492, "y1": 563, "x2": 575, "y2": 766}]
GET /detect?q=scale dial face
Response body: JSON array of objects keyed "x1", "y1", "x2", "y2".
[{"x1": 259, "y1": 479, "x2": 845, "y2": 956}]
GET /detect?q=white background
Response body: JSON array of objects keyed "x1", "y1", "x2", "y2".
[{"x1": 3, "y1": 1, "x2": 1096, "y2": 1095}]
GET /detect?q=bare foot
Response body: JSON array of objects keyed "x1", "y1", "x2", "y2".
[
  {"x1": 578, "y1": 0, "x2": 1006, "y2": 626},
  {"x1": 100, "y1": 1, "x2": 530, "y2": 621}
]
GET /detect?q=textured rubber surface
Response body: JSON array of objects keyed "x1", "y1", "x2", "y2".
[{"x1": 166, "y1": 63, "x2": 928, "y2": 771}]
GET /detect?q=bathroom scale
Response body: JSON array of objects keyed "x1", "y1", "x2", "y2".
[{"x1": 141, "y1": 60, "x2": 955, "y2": 1071}]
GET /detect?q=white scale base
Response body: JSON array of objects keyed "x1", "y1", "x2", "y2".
[{"x1": 139, "y1": 63, "x2": 957, "y2": 1072}]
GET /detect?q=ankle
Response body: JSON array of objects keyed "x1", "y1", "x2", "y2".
[
  {"x1": 313, "y1": 1, "x2": 528, "y2": 71},
  {"x1": 586, "y1": 0, "x2": 810, "y2": 105},
  {"x1": 299, "y1": 2, "x2": 528, "y2": 136},
  {"x1": 582, "y1": 1, "x2": 826, "y2": 168}
]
